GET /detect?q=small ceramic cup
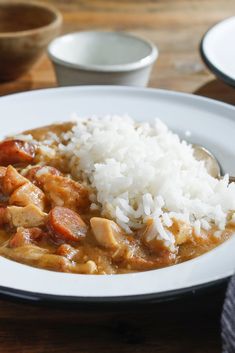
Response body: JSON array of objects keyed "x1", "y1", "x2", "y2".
[{"x1": 48, "y1": 31, "x2": 158, "y2": 86}]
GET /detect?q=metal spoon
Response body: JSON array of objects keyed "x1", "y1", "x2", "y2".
[{"x1": 193, "y1": 144, "x2": 235, "y2": 183}]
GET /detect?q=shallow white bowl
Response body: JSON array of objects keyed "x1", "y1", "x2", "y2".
[
  {"x1": 0, "y1": 86, "x2": 235, "y2": 304},
  {"x1": 48, "y1": 31, "x2": 158, "y2": 86},
  {"x1": 200, "y1": 16, "x2": 235, "y2": 86}
]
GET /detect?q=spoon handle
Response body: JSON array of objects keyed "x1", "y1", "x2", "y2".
[{"x1": 229, "y1": 176, "x2": 235, "y2": 183}]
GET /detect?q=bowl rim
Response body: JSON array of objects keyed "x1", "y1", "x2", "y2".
[
  {"x1": 199, "y1": 16, "x2": 235, "y2": 87},
  {"x1": 47, "y1": 31, "x2": 159, "y2": 73},
  {"x1": 0, "y1": 0, "x2": 62, "y2": 37}
]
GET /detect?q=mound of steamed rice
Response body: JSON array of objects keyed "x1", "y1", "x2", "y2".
[{"x1": 21, "y1": 115, "x2": 235, "y2": 250}]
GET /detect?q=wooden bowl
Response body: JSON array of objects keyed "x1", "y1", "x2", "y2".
[{"x1": 0, "y1": 1, "x2": 62, "y2": 81}]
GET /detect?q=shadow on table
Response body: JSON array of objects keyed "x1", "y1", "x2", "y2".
[
  {"x1": 0, "y1": 72, "x2": 56, "y2": 96},
  {"x1": 195, "y1": 79, "x2": 235, "y2": 105},
  {"x1": 0, "y1": 73, "x2": 33, "y2": 96}
]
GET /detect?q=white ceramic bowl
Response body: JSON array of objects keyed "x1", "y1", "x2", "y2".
[
  {"x1": 48, "y1": 31, "x2": 158, "y2": 86},
  {"x1": 0, "y1": 86, "x2": 235, "y2": 304},
  {"x1": 200, "y1": 16, "x2": 235, "y2": 87}
]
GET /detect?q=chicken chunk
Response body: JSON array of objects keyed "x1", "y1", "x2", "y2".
[
  {"x1": 0, "y1": 244, "x2": 68, "y2": 271},
  {"x1": 9, "y1": 182, "x2": 45, "y2": 210},
  {"x1": 141, "y1": 219, "x2": 176, "y2": 253},
  {"x1": 25, "y1": 166, "x2": 61, "y2": 188},
  {"x1": 90, "y1": 217, "x2": 123, "y2": 249},
  {"x1": 0, "y1": 243, "x2": 97, "y2": 273},
  {"x1": 72, "y1": 260, "x2": 97, "y2": 274},
  {"x1": 169, "y1": 219, "x2": 192, "y2": 245},
  {"x1": 8, "y1": 227, "x2": 45, "y2": 248},
  {"x1": 1, "y1": 166, "x2": 46, "y2": 210},
  {"x1": 3, "y1": 165, "x2": 28, "y2": 195},
  {"x1": 40, "y1": 174, "x2": 90, "y2": 211},
  {"x1": 7, "y1": 204, "x2": 47, "y2": 228}
]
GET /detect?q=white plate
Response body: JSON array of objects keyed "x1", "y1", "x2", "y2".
[
  {"x1": 0, "y1": 86, "x2": 235, "y2": 304},
  {"x1": 200, "y1": 17, "x2": 235, "y2": 86}
]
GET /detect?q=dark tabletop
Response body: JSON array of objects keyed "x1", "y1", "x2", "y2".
[
  {"x1": 0, "y1": 283, "x2": 227, "y2": 353},
  {"x1": 1, "y1": 1, "x2": 235, "y2": 352}
]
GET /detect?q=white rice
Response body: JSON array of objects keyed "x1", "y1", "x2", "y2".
[{"x1": 27, "y1": 115, "x2": 235, "y2": 249}]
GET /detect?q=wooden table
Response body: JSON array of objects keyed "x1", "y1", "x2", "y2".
[{"x1": 1, "y1": 1, "x2": 235, "y2": 352}]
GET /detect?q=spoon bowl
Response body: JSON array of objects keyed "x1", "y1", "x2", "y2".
[{"x1": 193, "y1": 144, "x2": 235, "y2": 183}]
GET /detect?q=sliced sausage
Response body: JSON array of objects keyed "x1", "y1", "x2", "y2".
[
  {"x1": 0, "y1": 140, "x2": 35, "y2": 166},
  {"x1": 48, "y1": 206, "x2": 87, "y2": 243}
]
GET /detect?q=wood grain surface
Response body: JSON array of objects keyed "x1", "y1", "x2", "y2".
[{"x1": 0, "y1": 1, "x2": 235, "y2": 352}]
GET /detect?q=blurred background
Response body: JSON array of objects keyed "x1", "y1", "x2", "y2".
[{"x1": 1, "y1": 0, "x2": 235, "y2": 105}]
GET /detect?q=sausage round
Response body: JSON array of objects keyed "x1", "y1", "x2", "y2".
[
  {"x1": 0, "y1": 140, "x2": 35, "y2": 166},
  {"x1": 48, "y1": 206, "x2": 87, "y2": 243}
]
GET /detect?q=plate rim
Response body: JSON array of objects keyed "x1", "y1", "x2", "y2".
[
  {"x1": 0, "y1": 276, "x2": 230, "y2": 305},
  {"x1": 0, "y1": 85, "x2": 235, "y2": 304},
  {"x1": 200, "y1": 16, "x2": 235, "y2": 87},
  {"x1": 1, "y1": 84, "x2": 235, "y2": 113}
]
